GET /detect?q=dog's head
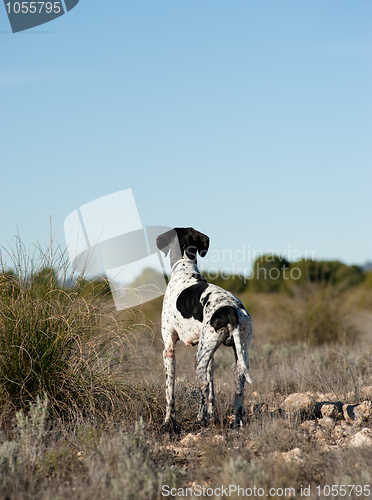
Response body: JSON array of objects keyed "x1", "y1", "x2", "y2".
[{"x1": 156, "y1": 227, "x2": 210, "y2": 268}]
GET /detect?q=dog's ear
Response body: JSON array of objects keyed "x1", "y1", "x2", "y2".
[
  {"x1": 156, "y1": 229, "x2": 177, "y2": 256},
  {"x1": 193, "y1": 229, "x2": 209, "y2": 257}
]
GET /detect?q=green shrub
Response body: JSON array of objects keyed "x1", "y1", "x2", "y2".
[
  {"x1": 287, "y1": 260, "x2": 364, "y2": 289},
  {"x1": 250, "y1": 255, "x2": 290, "y2": 293},
  {"x1": 363, "y1": 271, "x2": 372, "y2": 288},
  {"x1": 277, "y1": 284, "x2": 358, "y2": 345}
]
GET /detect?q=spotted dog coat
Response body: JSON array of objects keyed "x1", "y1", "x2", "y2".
[{"x1": 156, "y1": 227, "x2": 252, "y2": 430}]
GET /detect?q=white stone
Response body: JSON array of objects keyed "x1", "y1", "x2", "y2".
[{"x1": 349, "y1": 428, "x2": 372, "y2": 448}]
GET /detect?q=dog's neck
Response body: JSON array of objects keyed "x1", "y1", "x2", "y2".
[{"x1": 171, "y1": 258, "x2": 200, "y2": 278}]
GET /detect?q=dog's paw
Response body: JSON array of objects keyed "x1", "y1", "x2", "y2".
[
  {"x1": 160, "y1": 419, "x2": 179, "y2": 434},
  {"x1": 234, "y1": 417, "x2": 245, "y2": 429},
  {"x1": 193, "y1": 417, "x2": 208, "y2": 430},
  {"x1": 192, "y1": 421, "x2": 205, "y2": 432},
  {"x1": 207, "y1": 412, "x2": 220, "y2": 426}
]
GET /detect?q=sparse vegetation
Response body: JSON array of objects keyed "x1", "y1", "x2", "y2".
[{"x1": 1, "y1": 241, "x2": 372, "y2": 499}]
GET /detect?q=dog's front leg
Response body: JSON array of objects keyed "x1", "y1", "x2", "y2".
[{"x1": 162, "y1": 329, "x2": 178, "y2": 432}]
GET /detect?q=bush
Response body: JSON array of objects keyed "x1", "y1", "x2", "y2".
[
  {"x1": 363, "y1": 271, "x2": 372, "y2": 289},
  {"x1": 287, "y1": 260, "x2": 364, "y2": 289},
  {"x1": 277, "y1": 284, "x2": 359, "y2": 345},
  {"x1": 250, "y1": 255, "x2": 290, "y2": 293},
  {"x1": 0, "y1": 239, "x2": 138, "y2": 423}
]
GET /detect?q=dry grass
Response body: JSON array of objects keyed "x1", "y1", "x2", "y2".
[
  {"x1": 1, "y1": 242, "x2": 372, "y2": 498},
  {"x1": 1, "y1": 344, "x2": 372, "y2": 500}
]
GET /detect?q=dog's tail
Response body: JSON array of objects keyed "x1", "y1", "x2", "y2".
[{"x1": 231, "y1": 324, "x2": 252, "y2": 384}]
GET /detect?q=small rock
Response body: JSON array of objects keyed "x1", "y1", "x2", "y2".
[
  {"x1": 180, "y1": 433, "x2": 201, "y2": 446},
  {"x1": 273, "y1": 447, "x2": 304, "y2": 464},
  {"x1": 282, "y1": 393, "x2": 315, "y2": 418},
  {"x1": 339, "y1": 421, "x2": 353, "y2": 436},
  {"x1": 165, "y1": 445, "x2": 192, "y2": 456},
  {"x1": 314, "y1": 401, "x2": 342, "y2": 419},
  {"x1": 300, "y1": 420, "x2": 317, "y2": 432},
  {"x1": 343, "y1": 404, "x2": 358, "y2": 423},
  {"x1": 361, "y1": 387, "x2": 372, "y2": 401},
  {"x1": 343, "y1": 402, "x2": 372, "y2": 425},
  {"x1": 282, "y1": 447, "x2": 303, "y2": 463},
  {"x1": 318, "y1": 417, "x2": 335, "y2": 429},
  {"x1": 348, "y1": 428, "x2": 372, "y2": 448},
  {"x1": 319, "y1": 443, "x2": 331, "y2": 453},
  {"x1": 213, "y1": 434, "x2": 225, "y2": 443},
  {"x1": 321, "y1": 404, "x2": 338, "y2": 419},
  {"x1": 333, "y1": 424, "x2": 346, "y2": 440},
  {"x1": 315, "y1": 428, "x2": 328, "y2": 441},
  {"x1": 354, "y1": 401, "x2": 372, "y2": 425},
  {"x1": 322, "y1": 402, "x2": 343, "y2": 419}
]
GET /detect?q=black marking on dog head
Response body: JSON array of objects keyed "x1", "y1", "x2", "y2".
[
  {"x1": 156, "y1": 227, "x2": 210, "y2": 268},
  {"x1": 210, "y1": 305, "x2": 238, "y2": 332},
  {"x1": 176, "y1": 282, "x2": 209, "y2": 322}
]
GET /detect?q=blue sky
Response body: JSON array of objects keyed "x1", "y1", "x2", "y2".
[{"x1": 1, "y1": 0, "x2": 371, "y2": 273}]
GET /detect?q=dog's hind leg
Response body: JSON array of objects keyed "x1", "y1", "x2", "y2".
[
  {"x1": 196, "y1": 326, "x2": 224, "y2": 425},
  {"x1": 196, "y1": 356, "x2": 216, "y2": 425},
  {"x1": 233, "y1": 341, "x2": 245, "y2": 427},
  {"x1": 196, "y1": 375, "x2": 208, "y2": 425},
  {"x1": 207, "y1": 356, "x2": 218, "y2": 424},
  {"x1": 232, "y1": 322, "x2": 252, "y2": 427}
]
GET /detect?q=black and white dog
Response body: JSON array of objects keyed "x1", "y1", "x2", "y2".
[{"x1": 156, "y1": 227, "x2": 252, "y2": 430}]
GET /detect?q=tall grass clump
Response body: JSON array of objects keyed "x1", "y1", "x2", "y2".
[{"x1": 0, "y1": 238, "x2": 140, "y2": 425}]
